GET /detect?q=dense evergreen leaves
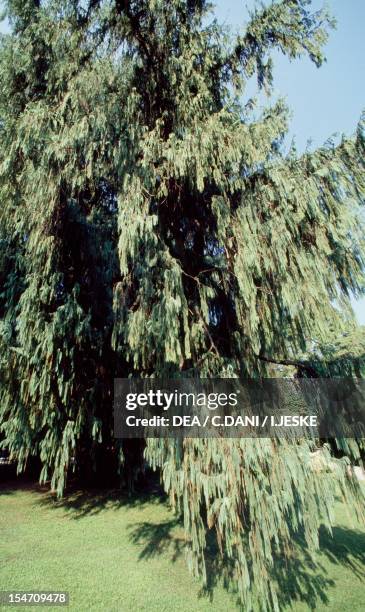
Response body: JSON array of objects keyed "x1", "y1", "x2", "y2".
[{"x1": 0, "y1": 1, "x2": 364, "y2": 608}]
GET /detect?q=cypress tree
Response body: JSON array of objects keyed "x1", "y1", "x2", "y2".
[{"x1": 1, "y1": 1, "x2": 364, "y2": 608}]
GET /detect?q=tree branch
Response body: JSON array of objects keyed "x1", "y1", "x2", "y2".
[{"x1": 257, "y1": 353, "x2": 318, "y2": 377}]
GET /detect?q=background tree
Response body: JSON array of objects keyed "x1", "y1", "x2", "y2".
[{"x1": 1, "y1": 1, "x2": 364, "y2": 609}]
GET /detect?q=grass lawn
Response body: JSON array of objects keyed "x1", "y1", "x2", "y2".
[{"x1": 1, "y1": 479, "x2": 365, "y2": 611}]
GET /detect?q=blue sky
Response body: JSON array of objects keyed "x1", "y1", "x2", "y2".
[{"x1": 1, "y1": 1, "x2": 364, "y2": 323}]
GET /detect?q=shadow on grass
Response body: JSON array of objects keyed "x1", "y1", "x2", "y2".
[
  {"x1": 319, "y1": 524, "x2": 365, "y2": 579},
  {"x1": 270, "y1": 526, "x2": 365, "y2": 610},
  {"x1": 3, "y1": 480, "x2": 365, "y2": 611},
  {"x1": 0, "y1": 474, "x2": 46, "y2": 496},
  {"x1": 128, "y1": 518, "x2": 184, "y2": 562},
  {"x1": 37, "y1": 486, "x2": 166, "y2": 519},
  {"x1": 0, "y1": 478, "x2": 166, "y2": 517},
  {"x1": 191, "y1": 531, "x2": 333, "y2": 611},
  {"x1": 127, "y1": 517, "x2": 365, "y2": 611},
  {"x1": 270, "y1": 541, "x2": 333, "y2": 610}
]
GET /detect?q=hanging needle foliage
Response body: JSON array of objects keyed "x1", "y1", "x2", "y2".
[{"x1": 1, "y1": 1, "x2": 365, "y2": 609}]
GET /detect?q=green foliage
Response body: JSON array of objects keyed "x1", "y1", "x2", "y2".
[
  {"x1": 305, "y1": 325, "x2": 365, "y2": 377},
  {"x1": 0, "y1": 1, "x2": 364, "y2": 609}
]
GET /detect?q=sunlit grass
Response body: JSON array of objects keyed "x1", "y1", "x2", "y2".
[{"x1": 1, "y1": 481, "x2": 364, "y2": 611}]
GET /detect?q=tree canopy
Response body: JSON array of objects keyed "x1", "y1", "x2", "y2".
[{"x1": 0, "y1": 1, "x2": 364, "y2": 609}]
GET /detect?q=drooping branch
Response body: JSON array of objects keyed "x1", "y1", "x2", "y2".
[
  {"x1": 219, "y1": 0, "x2": 334, "y2": 90},
  {"x1": 257, "y1": 353, "x2": 319, "y2": 377}
]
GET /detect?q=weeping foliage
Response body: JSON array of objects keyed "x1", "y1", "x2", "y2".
[{"x1": 1, "y1": 1, "x2": 365, "y2": 609}]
